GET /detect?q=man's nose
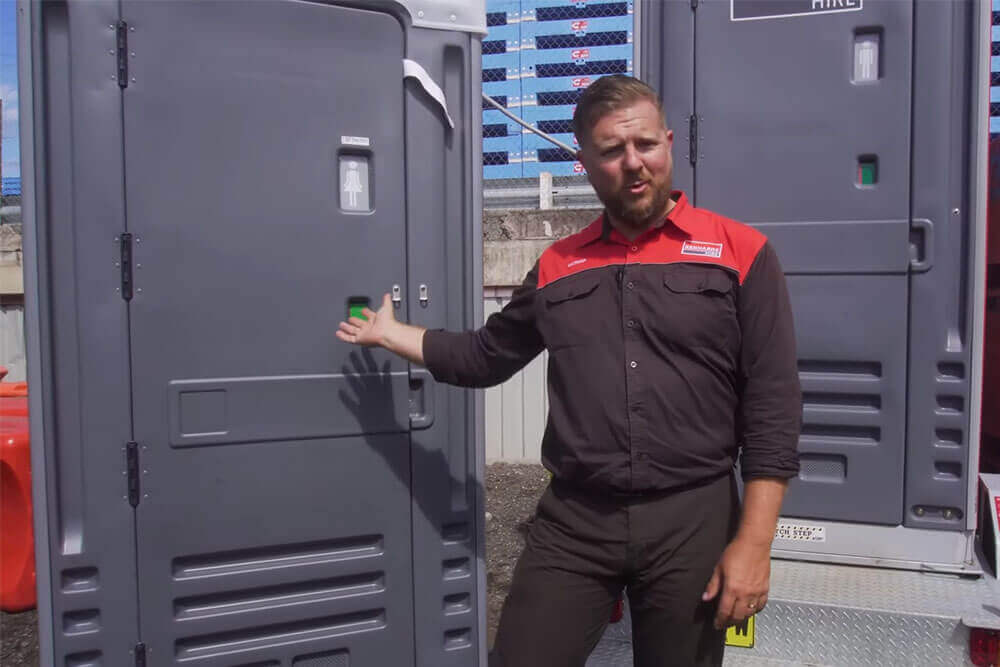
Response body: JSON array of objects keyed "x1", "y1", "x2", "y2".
[{"x1": 622, "y1": 144, "x2": 642, "y2": 171}]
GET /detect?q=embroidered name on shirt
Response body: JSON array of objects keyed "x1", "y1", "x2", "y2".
[
  {"x1": 568, "y1": 258, "x2": 588, "y2": 268},
  {"x1": 681, "y1": 241, "x2": 724, "y2": 259}
]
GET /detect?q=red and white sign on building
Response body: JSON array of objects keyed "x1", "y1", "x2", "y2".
[{"x1": 572, "y1": 49, "x2": 591, "y2": 63}]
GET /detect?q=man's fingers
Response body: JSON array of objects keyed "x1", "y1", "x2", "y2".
[
  {"x1": 380, "y1": 293, "x2": 393, "y2": 310},
  {"x1": 361, "y1": 308, "x2": 377, "y2": 320},
  {"x1": 702, "y1": 566, "x2": 721, "y2": 601},
  {"x1": 347, "y1": 316, "x2": 369, "y2": 328},
  {"x1": 714, "y1": 589, "x2": 737, "y2": 630},
  {"x1": 335, "y1": 330, "x2": 355, "y2": 344},
  {"x1": 339, "y1": 322, "x2": 363, "y2": 340}
]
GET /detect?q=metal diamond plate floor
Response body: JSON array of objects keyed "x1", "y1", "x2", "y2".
[{"x1": 583, "y1": 559, "x2": 999, "y2": 666}]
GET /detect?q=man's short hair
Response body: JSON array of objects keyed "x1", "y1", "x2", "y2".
[{"x1": 572, "y1": 75, "x2": 666, "y2": 147}]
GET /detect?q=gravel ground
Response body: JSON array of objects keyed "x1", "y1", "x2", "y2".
[
  {"x1": 0, "y1": 462, "x2": 548, "y2": 665},
  {"x1": 0, "y1": 609, "x2": 38, "y2": 666},
  {"x1": 483, "y1": 462, "x2": 550, "y2": 648}
]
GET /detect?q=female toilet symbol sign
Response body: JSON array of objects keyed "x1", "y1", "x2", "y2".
[
  {"x1": 343, "y1": 162, "x2": 363, "y2": 208},
  {"x1": 339, "y1": 136, "x2": 371, "y2": 212}
]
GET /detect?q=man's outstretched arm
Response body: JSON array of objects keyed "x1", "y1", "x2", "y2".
[{"x1": 335, "y1": 261, "x2": 545, "y2": 388}]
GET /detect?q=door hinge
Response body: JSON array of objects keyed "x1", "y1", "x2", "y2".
[
  {"x1": 120, "y1": 232, "x2": 133, "y2": 301},
  {"x1": 116, "y1": 20, "x2": 129, "y2": 89},
  {"x1": 126, "y1": 441, "x2": 141, "y2": 507},
  {"x1": 688, "y1": 115, "x2": 698, "y2": 166},
  {"x1": 133, "y1": 642, "x2": 146, "y2": 667}
]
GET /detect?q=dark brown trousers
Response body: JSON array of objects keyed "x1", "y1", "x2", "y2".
[{"x1": 489, "y1": 474, "x2": 740, "y2": 667}]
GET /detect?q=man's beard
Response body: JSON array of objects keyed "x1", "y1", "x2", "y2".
[{"x1": 599, "y1": 176, "x2": 672, "y2": 230}]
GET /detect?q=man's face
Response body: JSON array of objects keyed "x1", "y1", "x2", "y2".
[{"x1": 577, "y1": 100, "x2": 674, "y2": 230}]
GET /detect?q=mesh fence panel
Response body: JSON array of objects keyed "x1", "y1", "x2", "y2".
[
  {"x1": 482, "y1": 39, "x2": 508, "y2": 55},
  {"x1": 483, "y1": 95, "x2": 508, "y2": 109},
  {"x1": 534, "y1": 31, "x2": 628, "y2": 49},
  {"x1": 483, "y1": 67, "x2": 509, "y2": 82},
  {"x1": 534, "y1": 59, "x2": 628, "y2": 78},
  {"x1": 487, "y1": 11, "x2": 508, "y2": 26},
  {"x1": 484, "y1": 151, "x2": 512, "y2": 166},
  {"x1": 537, "y1": 119, "x2": 575, "y2": 134},
  {"x1": 538, "y1": 148, "x2": 577, "y2": 162},
  {"x1": 483, "y1": 123, "x2": 512, "y2": 138},
  {"x1": 536, "y1": 90, "x2": 583, "y2": 106},
  {"x1": 535, "y1": 2, "x2": 630, "y2": 21}
]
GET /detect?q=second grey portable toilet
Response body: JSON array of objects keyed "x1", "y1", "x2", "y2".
[{"x1": 18, "y1": 1, "x2": 487, "y2": 665}]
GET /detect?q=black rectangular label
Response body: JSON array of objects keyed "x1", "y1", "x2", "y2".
[{"x1": 732, "y1": 0, "x2": 862, "y2": 21}]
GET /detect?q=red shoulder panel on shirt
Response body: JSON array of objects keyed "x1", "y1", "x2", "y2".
[{"x1": 535, "y1": 196, "x2": 768, "y2": 289}]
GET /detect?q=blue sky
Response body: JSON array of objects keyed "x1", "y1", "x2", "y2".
[{"x1": 1, "y1": 0, "x2": 18, "y2": 179}]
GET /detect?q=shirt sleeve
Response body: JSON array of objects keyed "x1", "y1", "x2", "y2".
[
  {"x1": 737, "y1": 241, "x2": 802, "y2": 480},
  {"x1": 422, "y1": 261, "x2": 545, "y2": 388}
]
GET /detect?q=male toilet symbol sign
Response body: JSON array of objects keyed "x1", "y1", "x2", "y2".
[{"x1": 339, "y1": 155, "x2": 370, "y2": 212}]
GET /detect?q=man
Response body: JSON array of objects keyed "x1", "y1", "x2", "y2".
[{"x1": 337, "y1": 75, "x2": 801, "y2": 666}]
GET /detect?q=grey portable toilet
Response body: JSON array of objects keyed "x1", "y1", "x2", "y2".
[
  {"x1": 641, "y1": 0, "x2": 989, "y2": 570},
  {"x1": 18, "y1": 1, "x2": 488, "y2": 665}
]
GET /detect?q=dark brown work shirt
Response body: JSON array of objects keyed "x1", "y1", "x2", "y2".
[{"x1": 424, "y1": 192, "x2": 801, "y2": 493}]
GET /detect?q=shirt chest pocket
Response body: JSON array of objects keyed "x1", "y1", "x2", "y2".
[
  {"x1": 650, "y1": 264, "x2": 740, "y2": 352},
  {"x1": 538, "y1": 275, "x2": 604, "y2": 350}
]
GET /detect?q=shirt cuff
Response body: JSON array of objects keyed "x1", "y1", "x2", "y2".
[
  {"x1": 740, "y1": 451, "x2": 800, "y2": 481},
  {"x1": 422, "y1": 328, "x2": 456, "y2": 384}
]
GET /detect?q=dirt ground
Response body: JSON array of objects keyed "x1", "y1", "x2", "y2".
[
  {"x1": 0, "y1": 462, "x2": 547, "y2": 665},
  {"x1": 483, "y1": 462, "x2": 550, "y2": 647}
]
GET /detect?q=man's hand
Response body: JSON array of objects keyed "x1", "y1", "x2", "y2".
[
  {"x1": 701, "y1": 536, "x2": 771, "y2": 629},
  {"x1": 336, "y1": 294, "x2": 396, "y2": 347},
  {"x1": 702, "y1": 477, "x2": 787, "y2": 629},
  {"x1": 335, "y1": 293, "x2": 428, "y2": 366}
]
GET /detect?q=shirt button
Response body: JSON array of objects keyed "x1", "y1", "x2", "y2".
[
  {"x1": 627, "y1": 281, "x2": 634, "y2": 290},
  {"x1": 627, "y1": 320, "x2": 635, "y2": 328},
  {"x1": 630, "y1": 245, "x2": 638, "y2": 252},
  {"x1": 629, "y1": 361, "x2": 637, "y2": 369}
]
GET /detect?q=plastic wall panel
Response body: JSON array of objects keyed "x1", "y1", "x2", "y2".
[
  {"x1": 904, "y1": 0, "x2": 977, "y2": 530},
  {"x1": 406, "y1": 27, "x2": 487, "y2": 667},
  {"x1": 24, "y1": 2, "x2": 140, "y2": 665}
]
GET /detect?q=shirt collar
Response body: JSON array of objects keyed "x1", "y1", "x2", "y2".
[{"x1": 579, "y1": 191, "x2": 696, "y2": 248}]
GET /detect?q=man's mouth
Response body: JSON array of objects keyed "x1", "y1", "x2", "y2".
[{"x1": 627, "y1": 180, "x2": 648, "y2": 195}]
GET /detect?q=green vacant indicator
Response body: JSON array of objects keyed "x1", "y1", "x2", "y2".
[
  {"x1": 858, "y1": 158, "x2": 877, "y2": 186},
  {"x1": 348, "y1": 298, "x2": 369, "y2": 322}
]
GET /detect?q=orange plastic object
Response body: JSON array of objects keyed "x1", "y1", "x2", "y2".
[{"x1": 0, "y1": 376, "x2": 35, "y2": 612}]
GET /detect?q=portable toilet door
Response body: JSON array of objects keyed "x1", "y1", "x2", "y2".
[
  {"x1": 641, "y1": 0, "x2": 989, "y2": 570},
  {"x1": 18, "y1": 1, "x2": 488, "y2": 665}
]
